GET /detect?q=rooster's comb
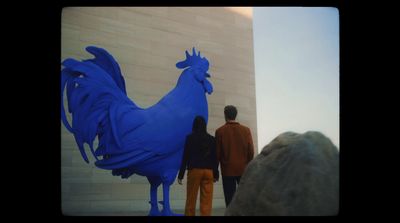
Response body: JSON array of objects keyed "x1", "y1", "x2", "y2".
[{"x1": 176, "y1": 47, "x2": 208, "y2": 69}]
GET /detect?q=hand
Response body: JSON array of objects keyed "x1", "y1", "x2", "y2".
[{"x1": 178, "y1": 179, "x2": 183, "y2": 185}]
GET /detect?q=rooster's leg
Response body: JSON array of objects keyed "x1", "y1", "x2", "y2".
[
  {"x1": 147, "y1": 176, "x2": 162, "y2": 216},
  {"x1": 160, "y1": 181, "x2": 183, "y2": 216}
]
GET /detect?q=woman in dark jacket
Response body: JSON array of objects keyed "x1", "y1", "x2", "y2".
[{"x1": 177, "y1": 116, "x2": 219, "y2": 216}]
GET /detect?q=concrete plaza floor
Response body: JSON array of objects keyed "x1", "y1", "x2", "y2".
[{"x1": 70, "y1": 208, "x2": 226, "y2": 216}]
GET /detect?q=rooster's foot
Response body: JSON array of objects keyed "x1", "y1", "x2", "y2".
[{"x1": 148, "y1": 201, "x2": 161, "y2": 216}]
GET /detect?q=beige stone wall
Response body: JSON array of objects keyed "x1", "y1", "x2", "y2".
[{"x1": 61, "y1": 7, "x2": 257, "y2": 215}]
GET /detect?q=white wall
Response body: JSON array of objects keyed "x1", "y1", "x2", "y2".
[{"x1": 62, "y1": 7, "x2": 256, "y2": 215}]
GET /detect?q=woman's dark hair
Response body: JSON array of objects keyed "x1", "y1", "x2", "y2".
[
  {"x1": 192, "y1": 116, "x2": 207, "y2": 134},
  {"x1": 192, "y1": 116, "x2": 210, "y2": 157},
  {"x1": 224, "y1": 105, "x2": 237, "y2": 120}
]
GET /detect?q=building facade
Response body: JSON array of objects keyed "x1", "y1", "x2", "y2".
[{"x1": 61, "y1": 7, "x2": 257, "y2": 215}]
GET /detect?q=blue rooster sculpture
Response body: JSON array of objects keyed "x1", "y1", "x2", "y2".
[{"x1": 61, "y1": 46, "x2": 213, "y2": 216}]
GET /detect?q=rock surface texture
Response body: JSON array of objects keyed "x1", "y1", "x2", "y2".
[{"x1": 225, "y1": 131, "x2": 339, "y2": 216}]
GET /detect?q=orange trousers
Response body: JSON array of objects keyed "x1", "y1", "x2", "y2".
[{"x1": 184, "y1": 168, "x2": 214, "y2": 216}]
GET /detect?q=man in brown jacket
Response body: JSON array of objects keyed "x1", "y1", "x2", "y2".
[{"x1": 215, "y1": 105, "x2": 254, "y2": 207}]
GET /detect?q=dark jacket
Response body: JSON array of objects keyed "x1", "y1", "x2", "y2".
[
  {"x1": 178, "y1": 133, "x2": 219, "y2": 180},
  {"x1": 215, "y1": 122, "x2": 254, "y2": 176}
]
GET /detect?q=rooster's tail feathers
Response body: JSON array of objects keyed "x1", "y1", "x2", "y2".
[
  {"x1": 84, "y1": 46, "x2": 127, "y2": 95},
  {"x1": 61, "y1": 46, "x2": 135, "y2": 164}
]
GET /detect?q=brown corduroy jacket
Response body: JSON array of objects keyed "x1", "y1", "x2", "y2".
[{"x1": 215, "y1": 121, "x2": 254, "y2": 176}]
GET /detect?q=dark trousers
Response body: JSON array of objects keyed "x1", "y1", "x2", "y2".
[{"x1": 222, "y1": 176, "x2": 241, "y2": 207}]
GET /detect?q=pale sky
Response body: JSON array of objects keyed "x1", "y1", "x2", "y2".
[{"x1": 253, "y1": 7, "x2": 340, "y2": 151}]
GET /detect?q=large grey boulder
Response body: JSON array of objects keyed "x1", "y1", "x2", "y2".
[{"x1": 225, "y1": 131, "x2": 339, "y2": 216}]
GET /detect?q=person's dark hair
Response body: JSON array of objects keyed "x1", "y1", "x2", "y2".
[
  {"x1": 192, "y1": 116, "x2": 207, "y2": 134},
  {"x1": 192, "y1": 116, "x2": 210, "y2": 157},
  {"x1": 224, "y1": 105, "x2": 237, "y2": 120}
]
